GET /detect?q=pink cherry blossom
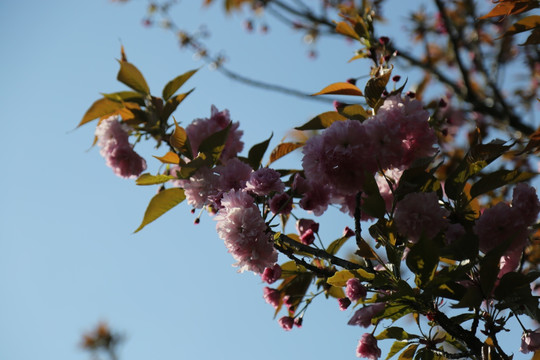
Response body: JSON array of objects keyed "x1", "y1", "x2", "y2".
[
  {"x1": 338, "y1": 297, "x2": 351, "y2": 311},
  {"x1": 348, "y1": 303, "x2": 385, "y2": 328},
  {"x1": 394, "y1": 192, "x2": 449, "y2": 242},
  {"x1": 356, "y1": 333, "x2": 382, "y2": 359},
  {"x1": 520, "y1": 328, "x2": 540, "y2": 354},
  {"x1": 296, "y1": 219, "x2": 319, "y2": 236},
  {"x1": 181, "y1": 166, "x2": 219, "y2": 209},
  {"x1": 269, "y1": 192, "x2": 292, "y2": 215},
  {"x1": 245, "y1": 168, "x2": 284, "y2": 196},
  {"x1": 95, "y1": 116, "x2": 147, "y2": 179},
  {"x1": 263, "y1": 287, "x2": 281, "y2": 309},
  {"x1": 346, "y1": 278, "x2": 367, "y2": 302},
  {"x1": 278, "y1": 316, "x2": 294, "y2": 331},
  {"x1": 215, "y1": 158, "x2": 253, "y2": 192},
  {"x1": 215, "y1": 190, "x2": 277, "y2": 274},
  {"x1": 261, "y1": 264, "x2": 282, "y2": 284},
  {"x1": 512, "y1": 183, "x2": 540, "y2": 225},
  {"x1": 185, "y1": 105, "x2": 244, "y2": 162}
]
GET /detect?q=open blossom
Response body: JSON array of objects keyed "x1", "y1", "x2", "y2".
[
  {"x1": 215, "y1": 190, "x2": 277, "y2": 273},
  {"x1": 215, "y1": 158, "x2": 253, "y2": 192},
  {"x1": 346, "y1": 278, "x2": 367, "y2": 302},
  {"x1": 394, "y1": 192, "x2": 449, "y2": 242},
  {"x1": 356, "y1": 333, "x2": 381, "y2": 359},
  {"x1": 186, "y1": 105, "x2": 244, "y2": 162},
  {"x1": 520, "y1": 328, "x2": 540, "y2": 354},
  {"x1": 245, "y1": 168, "x2": 284, "y2": 196},
  {"x1": 181, "y1": 166, "x2": 219, "y2": 209},
  {"x1": 95, "y1": 116, "x2": 147, "y2": 179},
  {"x1": 474, "y1": 202, "x2": 528, "y2": 254},
  {"x1": 269, "y1": 192, "x2": 292, "y2": 215},
  {"x1": 348, "y1": 303, "x2": 385, "y2": 328},
  {"x1": 512, "y1": 183, "x2": 540, "y2": 225}
]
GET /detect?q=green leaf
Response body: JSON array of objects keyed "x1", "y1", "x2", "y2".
[
  {"x1": 162, "y1": 89, "x2": 194, "y2": 122},
  {"x1": 178, "y1": 153, "x2": 211, "y2": 179},
  {"x1": 494, "y1": 271, "x2": 540, "y2": 300},
  {"x1": 336, "y1": 104, "x2": 370, "y2": 121},
  {"x1": 361, "y1": 172, "x2": 387, "y2": 218},
  {"x1": 101, "y1": 91, "x2": 146, "y2": 106},
  {"x1": 327, "y1": 236, "x2": 350, "y2": 255},
  {"x1": 198, "y1": 122, "x2": 232, "y2": 164},
  {"x1": 470, "y1": 170, "x2": 536, "y2": 199},
  {"x1": 247, "y1": 133, "x2": 273, "y2": 170},
  {"x1": 444, "y1": 140, "x2": 511, "y2": 200},
  {"x1": 365, "y1": 67, "x2": 392, "y2": 109},
  {"x1": 386, "y1": 341, "x2": 410, "y2": 360},
  {"x1": 335, "y1": 21, "x2": 361, "y2": 40},
  {"x1": 452, "y1": 285, "x2": 483, "y2": 309},
  {"x1": 275, "y1": 271, "x2": 314, "y2": 316},
  {"x1": 480, "y1": 239, "x2": 513, "y2": 296},
  {"x1": 117, "y1": 60, "x2": 150, "y2": 95},
  {"x1": 406, "y1": 236, "x2": 440, "y2": 288},
  {"x1": 376, "y1": 327, "x2": 419, "y2": 341},
  {"x1": 294, "y1": 111, "x2": 347, "y2": 130},
  {"x1": 326, "y1": 269, "x2": 374, "y2": 287},
  {"x1": 268, "y1": 142, "x2": 303, "y2": 165},
  {"x1": 450, "y1": 313, "x2": 475, "y2": 324},
  {"x1": 503, "y1": 15, "x2": 540, "y2": 37},
  {"x1": 134, "y1": 188, "x2": 186, "y2": 233},
  {"x1": 136, "y1": 173, "x2": 174, "y2": 185},
  {"x1": 398, "y1": 344, "x2": 418, "y2": 360},
  {"x1": 162, "y1": 68, "x2": 198, "y2": 101},
  {"x1": 79, "y1": 98, "x2": 124, "y2": 127},
  {"x1": 373, "y1": 303, "x2": 413, "y2": 323}
]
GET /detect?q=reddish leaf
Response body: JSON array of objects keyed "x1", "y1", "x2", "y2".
[{"x1": 153, "y1": 152, "x2": 180, "y2": 164}]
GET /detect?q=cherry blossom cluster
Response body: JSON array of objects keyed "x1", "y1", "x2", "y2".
[
  {"x1": 300, "y1": 96, "x2": 437, "y2": 217},
  {"x1": 95, "y1": 116, "x2": 147, "y2": 179}
]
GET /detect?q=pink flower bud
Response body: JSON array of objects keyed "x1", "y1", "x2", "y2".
[
  {"x1": 278, "y1": 316, "x2": 294, "y2": 331},
  {"x1": 348, "y1": 303, "x2": 385, "y2": 328},
  {"x1": 346, "y1": 278, "x2": 367, "y2": 301},
  {"x1": 356, "y1": 333, "x2": 382, "y2": 359},
  {"x1": 343, "y1": 227, "x2": 355, "y2": 237},
  {"x1": 296, "y1": 219, "x2": 319, "y2": 236},
  {"x1": 300, "y1": 228, "x2": 315, "y2": 245},
  {"x1": 263, "y1": 287, "x2": 281, "y2": 309},
  {"x1": 261, "y1": 264, "x2": 282, "y2": 284},
  {"x1": 294, "y1": 317, "x2": 303, "y2": 328},
  {"x1": 339, "y1": 297, "x2": 351, "y2": 311}
]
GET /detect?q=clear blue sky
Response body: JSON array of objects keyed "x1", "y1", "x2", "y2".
[{"x1": 0, "y1": 1, "x2": 535, "y2": 359}]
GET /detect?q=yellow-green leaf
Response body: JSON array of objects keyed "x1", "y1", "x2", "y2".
[
  {"x1": 335, "y1": 21, "x2": 360, "y2": 40},
  {"x1": 337, "y1": 104, "x2": 370, "y2": 121},
  {"x1": 162, "y1": 68, "x2": 198, "y2": 101},
  {"x1": 79, "y1": 98, "x2": 124, "y2": 127},
  {"x1": 134, "y1": 188, "x2": 186, "y2": 233},
  {"x1": 295, "y1": 111, "x2": 347, "y2": 131},
  {"x1": 365, "y1": 67, "x2": 392, "y2": 108},
  {"x1": 162, "y1": 89, "x2": 194, "y2": 122},
  {"x1": 268, "y1": 142, "x2": 303, "y2": 164},
  {"x1": 327, "y1": 269, "x2": 374, "y2": 287},
  {"x1": 247, "y1": 133, "x2": 273, "y2": 170},
  {"x1": 136, "y1": 173, "x2": 174, "y2": 186},
  {"x1": 153, "y1": 152, "x2": 180, "y2": 164},
  {"x1": 170, "y1": 118, "x2": 193, "y2": 159},
  {"x1": 312, "y1": 82, "x2": 363, "y2": 96},
  {"x1": 397, "y1": 344, "x2": 418, "y2": 360},
  {"x1": 117, "y1": 60, "x2": 150, "y2": 95}
]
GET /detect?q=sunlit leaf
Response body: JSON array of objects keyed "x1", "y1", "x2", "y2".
[
  {"x1": 335, "y1": 21, "x2": 360, "y2": 40},
  {"x1": 136, "y1": 173, "x2": 174, "y2": 185},
  {"x1": 198, "y1": 122, "x2": 232, "y2": 164},
  {"x1": 470, "y1": 169, "x2": 536, "y2": 199},
  {"x1": 385, "y1": 341, "x2": 409, "y2": 360},
  {"x1": 327, "y1": 236, "x2": 350, "y2": 256},
  {"x1": 153, "y1": 151, "x2": 180, "y2": 164},
  {"x1": 312, "y1": 82, "x2": 363, "y2": 96},
  {"x1": 162, "y1": 68, "x2": 198, "y2": 101},
  {"x1": 398, "y1": 344, "x2": 418, "y2": 360},
  {"x1": 479, "y1": 0, "x2": 538, "y2": 19},
  {"x1": 503, "y1": 15, "x2": 540, "y2": 37},
  {"x1": 134, "y1": 188, "x2": 185, "y2": 233},
  {"x1": 79, "y1": 98, "x2": 124, "y2": 127},
  {"x1": 327, "y1": 269, "x2": 375, "y2": 287},
  {"x1": 162, "y1": 89, "x2": 194, "y2": 122},
  {"x1": 268, "y1": 142, "x2": 304, "y2": 164},
  {"x1": 170, "y1": 118, "x2": 193, "y2": 159},
  {"x1": 247, "y1": 133, "x2": 273, "y2": 170},
  {"x1": 336, "y1": 104, "x2": 370, "y2": 121},
  {"x1": 117, "y1": 60, "x2": 150, "y2": 95},
  {"x1": 376, "y1": 327, "x2": 419, "y2": 341},
  {"x1": 100, "y1": 91, "x2": 146, "y2": 105},
  {"x1": 295, "y1": 111, "x2": 347, "y2": 131},
  {"x1": 365, "y1": 67, "x2": 392, "y2": 108}
]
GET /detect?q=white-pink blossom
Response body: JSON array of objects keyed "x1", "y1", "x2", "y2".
[
  {"x1": 185, "y1": 105, "x2": 244, "y2": 162},
  {"x1": 245, "y1": 168, "x2": 284, "y2": 196},
  {"x1": 215, "y1": 190, "x2": 277, "y2": 273}
]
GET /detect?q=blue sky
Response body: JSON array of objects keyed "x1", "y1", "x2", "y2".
[{"x1": 0, "y1": 1, "x2": 536, "y2": 359}]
